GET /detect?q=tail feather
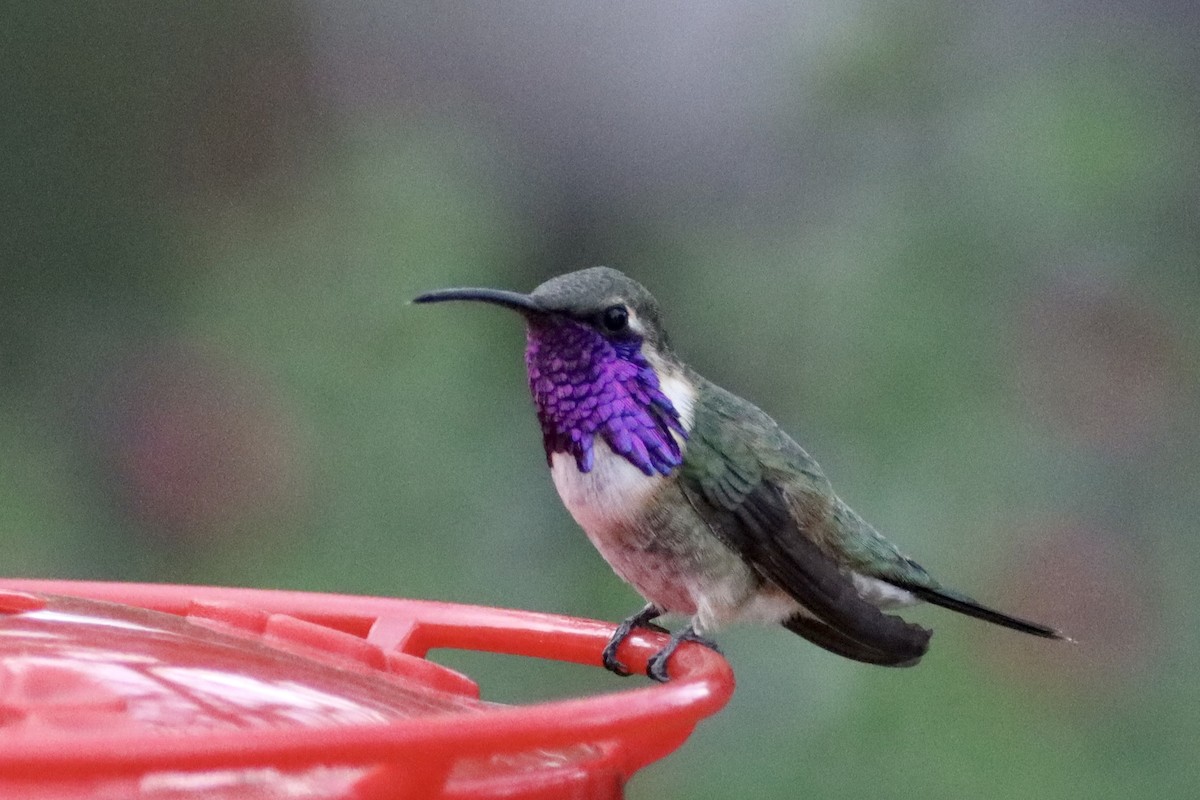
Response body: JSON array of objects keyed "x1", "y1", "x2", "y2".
[
  {"x1": 782, "y1": 613, "x2": 930, "y2": 667},
  {"x1": 899, "y1": 583, "x2": 1065, "y2": 640}
]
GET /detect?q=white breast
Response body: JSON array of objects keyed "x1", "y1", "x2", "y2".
[
  {"x1": 549, "y1": 441, "x2": 654, "y2": 529},
  {"x1": 550, "y1": 369, "x2": 695, "y2": 527}
]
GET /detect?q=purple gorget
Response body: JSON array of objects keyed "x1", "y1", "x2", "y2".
[{"x1": 525, "y1": 319, "x2": 686, "y2": 476}]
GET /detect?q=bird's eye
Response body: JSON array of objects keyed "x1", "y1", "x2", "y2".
[{"x1": 601, "y1": 304, "x2": 629, "y2": 333}]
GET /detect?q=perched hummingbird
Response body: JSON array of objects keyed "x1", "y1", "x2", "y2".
[{"x1": 414, "y1": 267, "x2": 1064, "y2": 681}]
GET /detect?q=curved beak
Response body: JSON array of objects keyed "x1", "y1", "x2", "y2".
[{"x1": 412, "y1": 287, "x2": 546, "y2": 317}]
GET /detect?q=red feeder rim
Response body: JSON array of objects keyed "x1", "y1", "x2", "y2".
[{"x1": 0, "y1": 579, "x2": 734, "y2": 799}]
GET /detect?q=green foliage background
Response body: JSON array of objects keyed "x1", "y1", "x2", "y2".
[{"x1": 3, "y1": 3, "x2": 1198, "y2": 797}]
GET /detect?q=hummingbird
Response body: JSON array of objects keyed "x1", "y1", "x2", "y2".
[{"x1": 414, "y1": 267, "x2": 1064, "y2": 681}]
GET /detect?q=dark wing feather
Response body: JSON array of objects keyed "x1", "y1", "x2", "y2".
[
  {"x1": 680, "y1": 379, "x2": 932, "y2": 666},
  {"x1": 782, "y1": 614, "x2": 924, "y2": 667}
]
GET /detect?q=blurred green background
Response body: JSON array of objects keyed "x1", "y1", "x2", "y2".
[{"x1": 3, "y1": 2, "x2": 1198, "y2": 797}]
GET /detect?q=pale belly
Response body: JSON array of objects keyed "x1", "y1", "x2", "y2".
[
  {"x1": 548, "y1": 441, "x2": 922, "y2": 637},
  {"x1": 550, "y1": 442, "x2": 801, "y2": 632}
]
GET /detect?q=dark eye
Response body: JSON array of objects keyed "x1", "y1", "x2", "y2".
[{"x1": 601, "y1": 304, "x2": 629, "y2": 332}]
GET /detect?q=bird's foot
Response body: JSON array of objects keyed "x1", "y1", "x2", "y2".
[
  {"x1": 602, "y1": 604, "x2": 665, "y2": 676},
  {"x1": 646, "y1": 625, "x2": 722, "y2": 683}
]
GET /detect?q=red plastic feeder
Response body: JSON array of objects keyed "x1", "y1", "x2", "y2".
[{"x1": 0, "y1": 579, "x2": 733, "y2": 799}]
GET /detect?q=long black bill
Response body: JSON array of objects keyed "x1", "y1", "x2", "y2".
[{"x1": 412, "y1": 287, "x2": 546, "y2": 316}]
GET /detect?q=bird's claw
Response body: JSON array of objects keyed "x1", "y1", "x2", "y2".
[
  {"x1": 601, "y1": 641, "x2": 632, "y2": 676},
  {"x1": 601, "y1": 604, "x2": 663, "y2": 678},
  {"x1": 646, "y1": 650, "x2": 673, "y2": 683},
  {"x1": 645, "y1": 627, "x2": 723, "y2": 683}
]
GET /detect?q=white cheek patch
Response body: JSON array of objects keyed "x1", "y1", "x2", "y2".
[
  {"x1": 627, "y1": 309, "x2": 647, "y2": 338},
  {"x1": 657, "y1": 371, "x2": 696, "y2": 432},
  {"x1": 641, "y1": 348, "x2": 696, "y2": 435}
]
